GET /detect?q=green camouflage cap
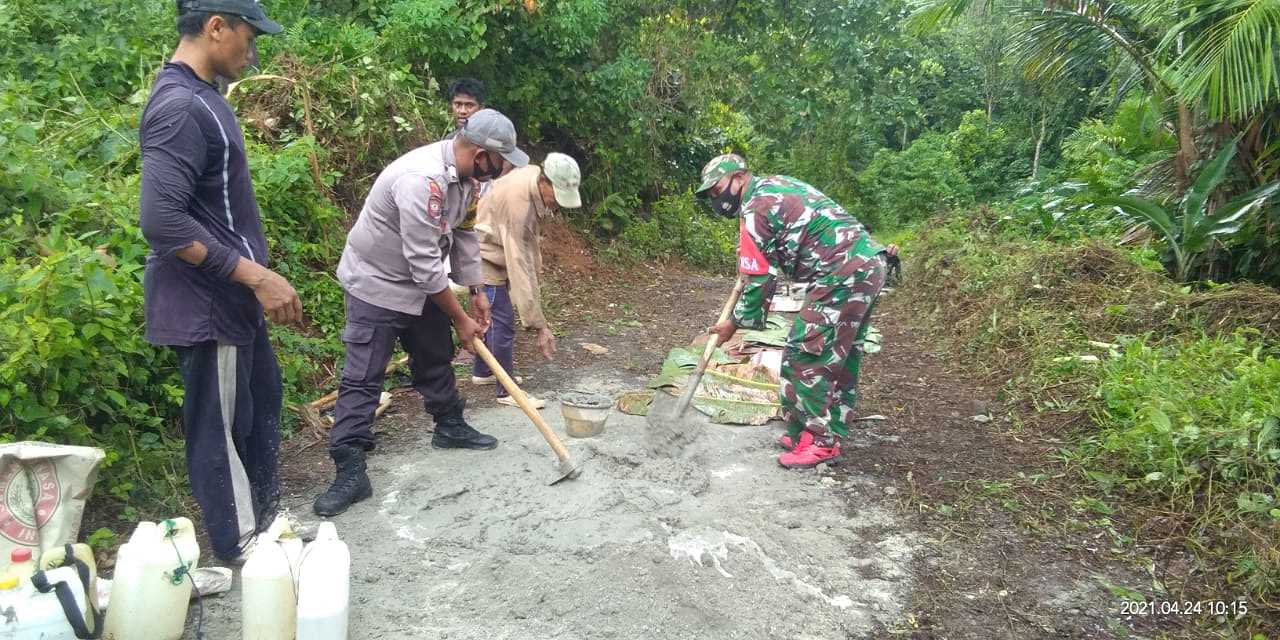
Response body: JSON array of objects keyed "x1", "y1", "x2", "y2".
[{"x1": 695, "y1": 153, "x2": 748, "y2": 194}]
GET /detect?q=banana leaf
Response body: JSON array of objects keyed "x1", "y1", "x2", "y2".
[
  {"x1": 740, "y1": 315, "x2": 791, "y2": 346},
  {"x1": 615, "y1": 388, "x2": 779, "y2": 425},
  {"x1": 691, "y1": 396, "x2": 780, "y2": 426},
  {"x1": 616, "y1": 390, "x2": 655, "y2": 416},
  {"x1": 647, "y1": 346, "x2": 737, "y2": 388},
  {"x1": 645, "y1": 346, "x2": 782, "y2": 425}
]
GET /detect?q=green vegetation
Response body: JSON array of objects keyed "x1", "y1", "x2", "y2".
[
  {"x1": 901, "y1": 209, "x2": 1280, "y2": 622},
  {"x1": 3, "y1": 0, "x2": 1046, "y2": 514},
  {"x1": 1, "y1": 0, "x2": 1278, "y2": 620}
]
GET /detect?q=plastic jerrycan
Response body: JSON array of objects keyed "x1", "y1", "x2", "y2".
[
  {"x1": 39, "y1": 543, "x2": 100, "y2": 610},
  {"x1": 0, "y1": 566, "x2": 95, "y2": 640},
  {"x1": 296, "y1": 522, "x2": 351, "y2": 640},
  {"x1": 242, "y1": 515, "x2": 298, "y2": 640},
  {"x1": 102, "y1": 518, "x2": 200, "y2": 640}
]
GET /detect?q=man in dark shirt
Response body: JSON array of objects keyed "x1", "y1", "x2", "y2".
[{"x1": 138, "y1": 0, "x2": 298, "y2": 563}]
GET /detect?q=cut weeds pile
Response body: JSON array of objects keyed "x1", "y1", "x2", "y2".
[{"x1": 898, "y1": 214, "x2": 1280, "y2": 635}]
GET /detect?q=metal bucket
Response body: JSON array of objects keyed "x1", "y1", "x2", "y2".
[{"x1": 559, "y1": 391, "x2": 612, "y2": 438}]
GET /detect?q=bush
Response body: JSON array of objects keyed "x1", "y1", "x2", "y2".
[
  {"x1": 856, "y1": 133, "x2": 970, "y2": 228},
  {"x1": 0, "y1": 240, "x2": 185, "y2": 511},
  {"x1": 1087, "y1": 333, "x2": 1280, "y2": 597},
  {"x1": 903, "y1": 213, "x2": 1280, "y2": 607},
  {"x1": 1055, "y1": 94, "x2": 1176, "y2": 202},
  {"x1": 1087, "y1": 334, "x2": 1280, "y2": 518},
  {"x1": 613, "y1": 191, "x2": 735, "y2": 270},
  {"x1": 947, "y1": 110, "x2": 1029, "y2": 201}
]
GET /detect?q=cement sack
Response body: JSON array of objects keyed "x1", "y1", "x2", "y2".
[{"x1": 0, "y1": 442, "x2": 105, "y2": 562}]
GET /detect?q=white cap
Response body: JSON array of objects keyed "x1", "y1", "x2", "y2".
[{"x1": 543, "y1": 153, "x2": 582, "y2": 208}]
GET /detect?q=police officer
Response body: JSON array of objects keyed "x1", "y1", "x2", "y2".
[
  {"x1": 314, "y1": 109, "x2": 529, "y2": 516},
  {"x1": 696, "y1": 154, "x2": 888, "y2": 469}
]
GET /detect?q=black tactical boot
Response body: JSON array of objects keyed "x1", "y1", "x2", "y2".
[
  {"x1": 431, "y1": 402, "x2": 498, "y2": 450},
  {"x1": 313, "y1": 445, "x2": 373, "y2": 516}
]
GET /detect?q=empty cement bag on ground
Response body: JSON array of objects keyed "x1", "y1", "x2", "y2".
[{"x1": 0, "y1": 442, "x2": 105, "y2": 563}]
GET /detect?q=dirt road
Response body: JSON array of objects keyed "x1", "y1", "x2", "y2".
[
  {"x1": 187, "y1": 366, "x2": 921, "y2": 639},
  {"x1": 180, "y1": 258, "x2": 1185, "y2": 639}
]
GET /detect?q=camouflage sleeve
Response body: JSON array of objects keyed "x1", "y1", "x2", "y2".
[
  {"x1": 733, "y1": 274, "x2": 777, "y2": 329},
  {"x1": 732, "y1": 210, "x2": 780, "y2": 329}
]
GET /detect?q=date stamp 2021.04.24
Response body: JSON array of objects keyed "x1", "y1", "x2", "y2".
[{"x1": 1119, "y1": 599, "x2": 1249, "y2": 618}]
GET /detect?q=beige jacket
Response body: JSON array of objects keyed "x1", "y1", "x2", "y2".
[{"x1": 477, "y1": 166, "x2": 551, "y2": 330}]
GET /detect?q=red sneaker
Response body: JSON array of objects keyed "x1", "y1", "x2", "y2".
[
  {"x1": 777, "y1": 430, "x2": 814, "y2": 451},
  {"x1": 778, "y1": 440, "x2": 841, "y2": 469}
]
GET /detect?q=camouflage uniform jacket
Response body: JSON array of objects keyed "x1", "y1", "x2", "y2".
[{"x1": 732, "y1": 175, "x2": 885, "y2": 330}]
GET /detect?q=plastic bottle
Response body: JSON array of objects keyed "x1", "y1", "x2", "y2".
[
  {"x1": 0, "y1": 566, "x2": 94, "y2": 640},
  {"x1": 101, "y1": 518, "x2": 200, "y2": 640},
  {"x1": 295, "y1": 522, "x2": 351, "y2": 640},
  {"x1": 242, "y1": 515, "x2": 298, "y2": 640},
  {"x1": 5, "y1": 548, "x2": 35, "y2": 586}
]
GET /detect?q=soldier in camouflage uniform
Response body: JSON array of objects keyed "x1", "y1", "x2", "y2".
[{"x1": 697, "y1": 154, "x2": 888, "y2": 469}]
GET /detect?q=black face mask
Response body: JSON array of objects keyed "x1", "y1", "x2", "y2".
[
  {"x1": 708, "y1": 184, "x2": 742, "y2": 218},
  {"x1": 474, "y1": 152, "x2": 504, "y2": 181}
]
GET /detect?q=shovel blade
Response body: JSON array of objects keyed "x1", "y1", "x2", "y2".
[{"x1": 548, "y1": 460, "x2": 581, "y2": 485}]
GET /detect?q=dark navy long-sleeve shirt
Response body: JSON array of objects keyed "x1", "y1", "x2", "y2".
[{"x1": 139, "y1": 61, "x2": 268, "y2": 346}]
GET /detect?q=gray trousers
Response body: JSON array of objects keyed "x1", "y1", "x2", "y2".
[{"x1": 329, "y1": 293, "x2": 463, "y2": 450}]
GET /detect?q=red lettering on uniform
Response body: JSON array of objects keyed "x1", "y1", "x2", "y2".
[{"x1": 738, "y1": 219, "x2": 770, "y2": 275}]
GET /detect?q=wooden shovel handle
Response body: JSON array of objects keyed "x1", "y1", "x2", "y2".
[
  {"x1": 703, "y1": 275, "x2": 747, "y2": 364},
  {"x1": 675, "y1": 275, "x2": 748, "y2": 414},
  {"x1": 471, "y1": 338, "x2": 574, "y2": 464}
]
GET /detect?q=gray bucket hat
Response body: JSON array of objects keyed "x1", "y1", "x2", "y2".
[{"x1": 461, "y1": 109, "x2": 529, "y2": 167}]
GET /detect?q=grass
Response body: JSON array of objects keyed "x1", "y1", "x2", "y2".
[{"x1": 897, "y1": 211, "x2": 1280, "y2": 634}]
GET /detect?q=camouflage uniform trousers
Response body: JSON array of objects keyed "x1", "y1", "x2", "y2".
[{"x1": 781, "y1": 253, "x2": 887, "y2": 440}]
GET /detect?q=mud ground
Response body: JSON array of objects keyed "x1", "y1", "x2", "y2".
[
  {"x1": 170, "y1": 232, "x2": 1211, "y2": 638},
  {"x1": 187, "y1": 366, "x2": 932, "y2": 638}
]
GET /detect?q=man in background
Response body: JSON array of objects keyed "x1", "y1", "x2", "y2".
[{"x1": 445, "y1": 78, "x2": 485, "y2": 138}]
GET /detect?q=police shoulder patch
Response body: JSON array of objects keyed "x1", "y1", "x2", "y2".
[{"x1": 425, "y1": 179, "x2": 451, "y2": 233}]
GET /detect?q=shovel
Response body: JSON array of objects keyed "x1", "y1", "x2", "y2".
[
  {"x1": 471, "y1": 337, "x2": 582, "y2": 485},
  {"x1": 647, "y1": 275, "x2": 747, "y2": 439}
]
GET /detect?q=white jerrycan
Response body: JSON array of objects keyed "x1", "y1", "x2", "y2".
[
  {"x1": 39, "y1": 543, "x2": 100, "y2": 612},
  {"x1": 0, "y1": 565, "x2": 96, "y2": 640},
  {"x1": 102, "y1": 518, "x2": 200, "y2": 640},
  {"x1": 242, "y1": 515, "x2": 298, "y2": 640},
  {"x1": 295, "y1": 522, "x2": 350, "y2": 640}
]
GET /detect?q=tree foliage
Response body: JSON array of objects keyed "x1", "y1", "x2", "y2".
[{"x1": 0, "y1": 0, "x2": 1277, "y2": 517}]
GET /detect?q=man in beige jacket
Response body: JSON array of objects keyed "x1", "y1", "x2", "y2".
[{"x1": 471, "y1": 153, "x2": 582, "y2": 408}]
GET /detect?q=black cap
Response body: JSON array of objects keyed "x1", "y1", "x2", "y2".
[{"x1": 178, "y1": 0, "x2": 283, "y2": 34}]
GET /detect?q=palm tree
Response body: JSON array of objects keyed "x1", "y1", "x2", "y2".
[
  {"x1": 1160, "y1": 0, "x2": 1280, "y2": 122},
  {"x1": 906, "y1": 0, "x2": 1280, "y2": 190}
]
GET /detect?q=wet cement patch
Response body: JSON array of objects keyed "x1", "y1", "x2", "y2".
[{"x1": 185, "y1": 371, "x2": 917, "y2": 639}]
